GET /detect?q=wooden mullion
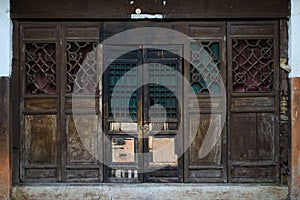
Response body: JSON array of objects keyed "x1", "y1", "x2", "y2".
[
  {"x1": 59, "y1": 22, "x2": 66, "y2": 182},
  {"x1": 12, "y1": 20, "x2": 21, "y2": 183}
]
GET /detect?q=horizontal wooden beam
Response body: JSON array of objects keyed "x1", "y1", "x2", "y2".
[{"x1": 11, "y1": 0, "x2": 289, "y2": 19}]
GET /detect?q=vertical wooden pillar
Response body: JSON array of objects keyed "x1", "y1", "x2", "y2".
[
  {"x1": 291, "y1": 77, "x2": 300, "y2": 199},
  {"x1": 0, "y1": 77, "x2": 10, "y2": 200}
]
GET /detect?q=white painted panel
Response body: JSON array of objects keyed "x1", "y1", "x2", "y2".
[{"x1": 0, "y1": 0, "x2": 11, "y2": 76}]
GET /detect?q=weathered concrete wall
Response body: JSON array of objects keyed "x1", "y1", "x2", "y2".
[
  {"x1": 12, "y1": 184, "x2": 288, "y2": 200},
  {"x1": 0, "y1": 77, "x2": 10, "y2": 200}
]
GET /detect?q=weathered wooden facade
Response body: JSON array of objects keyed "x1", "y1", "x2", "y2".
[{"x1": 2, "y1": 0, "x2": 293, "y2": 199}]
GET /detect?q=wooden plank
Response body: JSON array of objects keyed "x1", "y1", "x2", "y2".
[
  {"x1": 24, "y1": 99, "x2": 57, "y2": 110},
  {"x1": 280, "y1": 19, "x2": 289, "y2": 58},
  {"x1": 231, "y1": 166, "x2": 276, "y2": 182},
  {"x1": 256, "y1": 113, "x2": 276, "y2": 161},
  {"x1": 279, "y1": 68, "x2": 289, "y2": 184},
  {"x1": 231, "y1": 97, "x2": 275, "y2": 110},
  {"x1": 229, "y1": 21, "x2": 277, "y2": 37},
  {"x1": 205, "y1": 0, "x2": 289, "y2": 19},
  {"x1": 231, "y1": 113, "x2": 257, "y2": 161},
  {"x1": 24, "y1": 115, "x2": 57, "y2": 165},
  {"x1": 11, "y1": 0, "x2": 289, "y2": 19},
  {"x1": 188, "y1": 22, "x2": 224, "y2": 38},
  {"x1": 189, "y1": 114, "x2": 222, "y2": 165},
  {"x1": 12, "y1": 20, "x2": 20, "y2": 184}
]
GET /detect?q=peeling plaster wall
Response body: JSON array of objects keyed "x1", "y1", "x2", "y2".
[{"x1": 0, "y1": 0, "x2": 11, "y2": 76}]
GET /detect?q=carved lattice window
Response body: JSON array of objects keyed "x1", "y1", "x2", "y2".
[
  {"x1": 66, "y1": 42, "x2": 98, "y2": 94},
  {"x1": 232, "y1": 39, "x2": 274, "y2": 92},
  {"x1": 25, "y1": 43, "x2": 56, "y2": 94},
  {"x1": 190, "y1": 41, "x2": 221, "y2": 94}
]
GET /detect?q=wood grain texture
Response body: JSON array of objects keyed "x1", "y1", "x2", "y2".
[{"x1": 11, "y1": 0, "x2": 289, "y2": 19}]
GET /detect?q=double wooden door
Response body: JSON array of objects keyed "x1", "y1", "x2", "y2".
[{"x1": 103, "y1": 45, "x2": 183, "y2": 182}]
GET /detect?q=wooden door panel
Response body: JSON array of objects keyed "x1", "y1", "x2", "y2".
[
  {"x1": 24, "y1": 99, "x2": 57, "y2": 110},
  {"x1": 231, "y1": 113, "x2": 257, "y2": 161},
  {"x1": 64, "y1": 113, "x2": 102, "y2": 182},
  {"x1": 25, "y1": 115, "x2": 57, "y2": 165},
  {"x1": 23, "y1": 114, "x2": 58, "y2": 181},
  {"x1": 231, "y1": 165, "x2": 277, "y2": 181},
  {"x1": 185, "y1": 22, "x2": 227, "y2": 183},
  {"x1": 62, "y1": 23, "x2": 102, "y2": 182},
  {"x1": 189, "y1": 114, "x2": 222, "y2": 165},
  {"x1": 256, "y1": 113, "x2": 276, "y2": 160},
  {"x1": 228, "y1": 21, "x2": 279, "y2": 183},
  {"x1": 66, "y1": 115, "x2": 98, "y2": 164},
  {"x1": 20, "y1": 23, "x2": 60, "y2": 182}
]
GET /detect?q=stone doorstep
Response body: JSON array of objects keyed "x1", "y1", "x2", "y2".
[{"x1": 12, "y1": 184, "x2": 288, "y2": 200}]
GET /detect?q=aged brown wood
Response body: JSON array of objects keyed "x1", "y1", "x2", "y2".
[
  {"x1": 10, "y1": 0, "x2": 289, "y2": 19},
  {"x1": 227, "y1": 21, "x2": 280, "y2": 183},
  {"x1": 184, "y1": 21, "x2": 227, "y2": 183},
  {"x1": 12, "y1": 20, "x2": 20, "y2": 183},
  {"x1": 17, "y1": 22, "x2": 104, "y2": 182},
  {"x1": 13, "y1": 20, "x2": 283, "y2": 184},
  {"x1": 280, "y1": 20, "x2": 289, "y2": 58},
  {"x1": 279, "y1": 68, "x2": 290, "y2": 184},
  {"x1": 61, "y1": 22, "x2": 102, "y2": 182},
  {"x1": 19, "y1": 22, "x2": 61, "y2": 182}
]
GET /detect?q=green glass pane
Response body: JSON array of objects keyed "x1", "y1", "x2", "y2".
[
  {"x1": 108, "y1": 62, "x2": 137, "y2": 120},
  {"x1": 190, "y1": 41, "x2": 220, "y2": 94}
]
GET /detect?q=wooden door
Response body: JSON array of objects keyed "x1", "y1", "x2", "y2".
[
  {"x1": 102, "y1": 43, "x2": 183, "y2": 182},
  {"x1": 19, "y1": 22, "x2": 103, "y2": 182},
  {"x1": 184, "y1": 22, "x2": 227, "y2": 183},
  {"x1": 227, "y1": 21, "x2": 280, "y2": 182}
]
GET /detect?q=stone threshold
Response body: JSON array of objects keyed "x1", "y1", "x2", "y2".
[{"x1": 12, "y1": 184, "x2": 288, "y2": 200}]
